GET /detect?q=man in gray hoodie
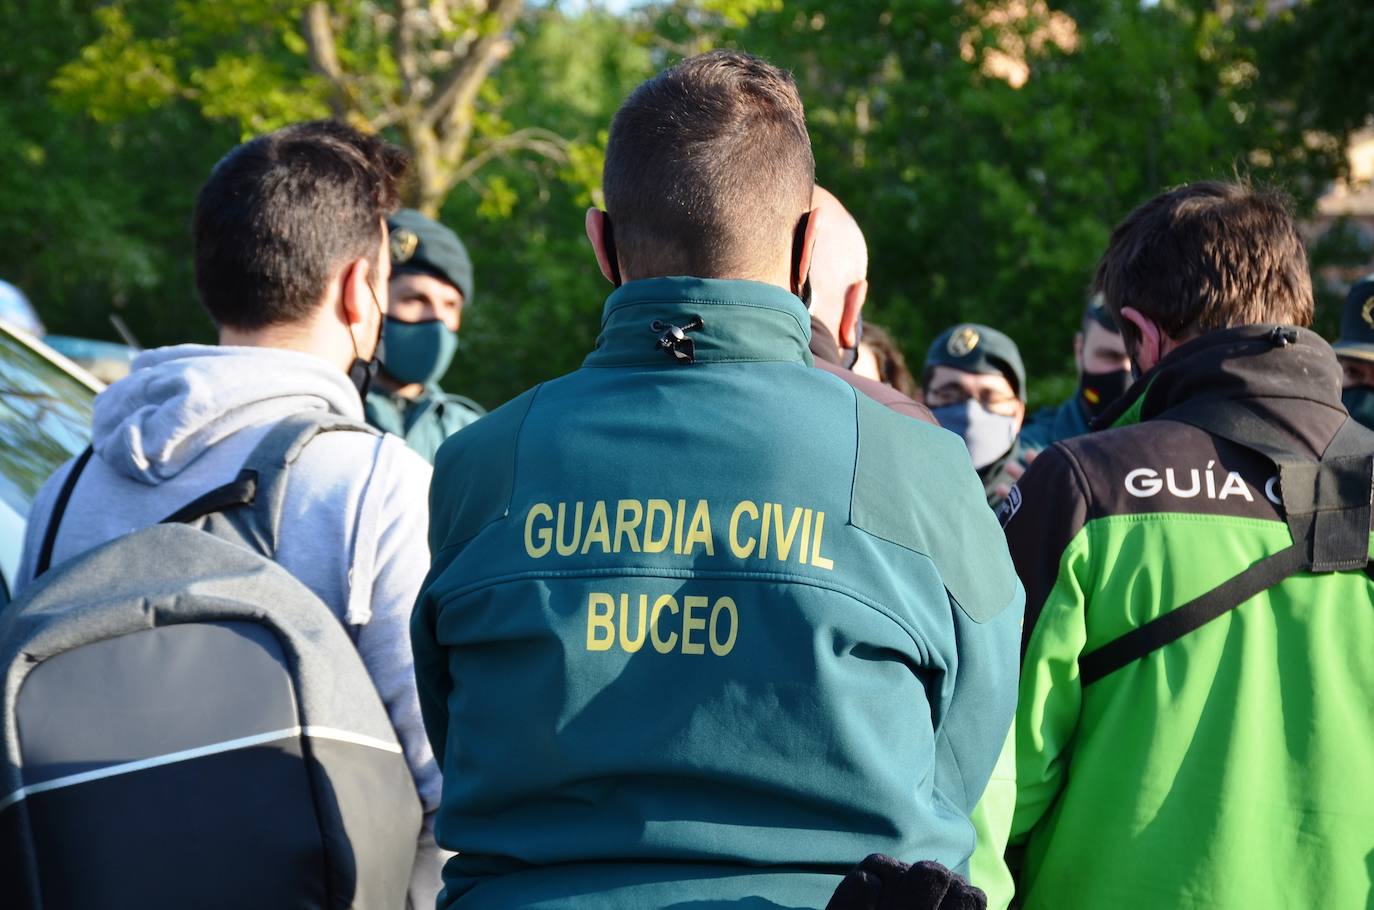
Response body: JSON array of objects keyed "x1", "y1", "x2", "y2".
[{"x1": 15, "y1": 120, "x2": 444, "y2": 902}]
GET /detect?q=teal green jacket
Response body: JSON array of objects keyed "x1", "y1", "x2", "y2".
[
  {"x1": 1003, "y1": 327, "x2": 1374, "y2": 909},
  {"x1": 1018, "y1": 396, "x2": 1089, "y2": 458},
  {"x1": 366, "y1": 384, "x2": 485, "y2": 464},
  {"x1": 413, "y1": 277, "x2": 1023, "y2": 909}
]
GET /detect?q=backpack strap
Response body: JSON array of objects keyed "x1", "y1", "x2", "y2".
[
  {"x1": 34, "y1": 446, "x2": 96, "y2": 578},
  {"x1": 161, "y1": 412, "x2": 380, "y2": 560},
  {"x1": 1079, "y1": 403, "x2": 1374, "y2": 687}
]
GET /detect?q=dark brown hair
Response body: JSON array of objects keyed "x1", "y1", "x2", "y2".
[
  {"x1": 193, "y1": 120, "x2": 409, "y2": 330},
  {"x1": 861, "y1": 323, "x2": 919, "y2": 398},
  {"x1": 602, "y1": 50, "x2": 814, "y2": 280},
  {"x1": 1094, "y1": 181, "x2": 1313, "y2": 350}
]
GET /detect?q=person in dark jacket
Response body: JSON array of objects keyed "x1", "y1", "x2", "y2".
[
  {"x1": 1019, "y1": 293, "x2": 1131, "y2": 455},
  {"x1": 1332, "y1": 273, "x2": 1374, "y2": 430},
  {"x1": 413, "y1": 51, "x2": 1023, "y2": 910},
  {"x1": 1003, "y1": 181, "x2": 1374, "y2": 909},
  {"x1": 365, "y1": 209, "x2": 485, "y2": 462},
  {"x1": 922, "y1": 325, "x2": 1027, "y2": 507}
]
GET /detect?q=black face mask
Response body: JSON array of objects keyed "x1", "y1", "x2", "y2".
[
  {"x1": 842, "y1": 317, "x2": 864, "y2": 370},
  {"x1": 792, "y1": 210, "x2": 812, "y2": 306},
  {"x1": 348, "y1": 279, "x2": 386, "y2": 400},
  {"x1": 1078, "y1": 367, "x2": 1132, "y2": 420}
]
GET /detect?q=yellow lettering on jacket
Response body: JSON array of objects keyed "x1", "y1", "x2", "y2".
[
  {"x1": 585, "y1": 590, "x2": 739, "y2": 657},
  {"x1": 729, "y1": 501, "x2": 758, "y2": 558},
  {"x1": 614, "y1": 500, "x2": 643, "y2": 553},
  {"x1": 650, "y1": 594, "x2": 679, "y2": 653},
  {"x1": 586, "y1": 593, "x2": 615, "y2": 651},
  {"x1": 525, "y1": 503, "x2": 553, "y2": 558},
  {"x1": 580, "y1": 501, "x2": 611, "y2": 554}
]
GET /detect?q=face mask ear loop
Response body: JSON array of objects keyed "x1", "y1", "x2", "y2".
[
  {"x1": 792, "y1": 211, "x2": 812, "y2": 304},
  {"x1": 602, "y1": 212, "x2": 623, "y2": 288},
  {"x1": 843, "y1": 317, "x2": 864, "y2": 369}
]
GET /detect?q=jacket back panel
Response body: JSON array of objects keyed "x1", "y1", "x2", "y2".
[{"x1": 421, "y1": 358, "x2": 1021, "y2": 907}]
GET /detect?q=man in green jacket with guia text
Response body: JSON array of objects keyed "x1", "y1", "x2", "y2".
[
  {"x1": 413, "y1": 51, "x2": 1023, "y2": 910},
  {"x1": 1002, "y1": 181, "x2": 1374, "y2": 909}
]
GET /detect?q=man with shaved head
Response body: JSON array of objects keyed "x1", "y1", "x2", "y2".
[
  {"x1": 808, "y1": 186, "x2": 932, "y2": 420},
  {"x1": 414, "y1": 53, "x2": 1021, "y2": 908}
]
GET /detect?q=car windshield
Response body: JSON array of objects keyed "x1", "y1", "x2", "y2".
[{"x1": 0, "y1": 329, "x2": 94, "y2": 518}]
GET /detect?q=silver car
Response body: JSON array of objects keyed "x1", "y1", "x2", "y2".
[{"x1": 0, "y1": 319, "x2": 100, "y2": 606}]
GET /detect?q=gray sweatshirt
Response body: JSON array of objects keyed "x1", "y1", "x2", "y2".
[{"x1": 16, "y1": 344, "x2": 442, "y2": 822}]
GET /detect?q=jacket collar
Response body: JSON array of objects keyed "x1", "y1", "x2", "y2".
[
  {"x1": 1099, "y1": 324, "x2": 1347, "y2": 449},
  {"x1": 583, "y1": 277, "x2": 814, "y2": 368},
  {"x1": 808, "y1": 315, "x2": 842, "y2": 365}
]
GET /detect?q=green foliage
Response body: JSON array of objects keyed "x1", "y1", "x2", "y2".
[
  {"x1": 1, "y1": 0, "x2": 1368, "y2": 415},
  {"x1": 52, "y1": 0, "x2": 328, "y2": 135},
  {"x1": 436, "y1": 5, "x2": 657, "y2": 407},
  {"x1": 724, "y1": 0, "x2": 1355, "y2": 398}
]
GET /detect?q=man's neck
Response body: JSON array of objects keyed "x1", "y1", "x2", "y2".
[
  {"x1": 218, "y1": 322, "x2": 350, "y2": 373},
  {"x1": 373, "y1": 371, "x2": 424, "y2": 401}
]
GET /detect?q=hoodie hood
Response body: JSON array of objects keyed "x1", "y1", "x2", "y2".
[
  {"x1": 93, "y1": 344, "x2": 363, "y2": 485},
  {"x1": 1097, "y1": 325, "x2": 1346, "y2": 457}
]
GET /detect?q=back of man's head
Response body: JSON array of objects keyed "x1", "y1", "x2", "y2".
[
  {"x1": 1094, "y1": 181, "x2": 1313, "y2": 349},
  {"x1": 193, "y1": 120, "x2": 409, "y2": 330},
  {"x1": 603, "y1": 50, "x2": 814, "y2": 281}
]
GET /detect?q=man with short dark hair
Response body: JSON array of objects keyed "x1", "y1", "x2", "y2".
[
  {"x1": 1019, "y1": 293, "x2": 1131, "y2": 456},
  {"x1": 18, "y1": 120, "x2": 445, "y2": 902},
  {"x1": 414, "y1": 51, "x2": 1022, "y2": 909},
  {"x1": 366, "y1": 208, "x2": 485, "y2": 462},
  {"x1": 1003, "y1": 181, "x2": 1374, "y2": 908}
]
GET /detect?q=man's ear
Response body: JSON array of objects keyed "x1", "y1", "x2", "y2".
[
  {"x1": 585, "y1": 208, "x2": 620, "y2": 286},
  {"x1": 1073, "y1": 331, "x2": 1085, "y2": 374},
  {"x1": 793, "y1": 206, "x2": 820, "y2": 296},
  {"x1": 1119, "y1": 306, "x2": 1163, "y2": 372},
  {"x1": 340, "y1": 256, "x2": 374, "y2": 327},
  {"x1": 838, "y1": 279, "x2": 868, "y2": 349}
]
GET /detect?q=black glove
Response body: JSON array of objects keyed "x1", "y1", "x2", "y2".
[{"x1": 825, "y1": 853, "x2": 987, "y2": 910}]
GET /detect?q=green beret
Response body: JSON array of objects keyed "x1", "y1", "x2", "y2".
[
  {"x1": 1334, "y1": 272, "x2": 1374, "y2": 364},
  {"x1": 387, "y1": 208, "x2": 474, "y2": 303},
  {"x1": 923, "y1": 323, "x2": 1027, "y2": 401}
]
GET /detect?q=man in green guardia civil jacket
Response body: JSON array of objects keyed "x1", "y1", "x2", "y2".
[
  {"x1": 365, "y1": 208, "x2": 484, "y2": 462},
  {"x1": 1001, "y1": 182, "x2": 1374, "y2": 909},
  {"x1": 413, "y1": 51, "x2": 1023, "y2": 910}
]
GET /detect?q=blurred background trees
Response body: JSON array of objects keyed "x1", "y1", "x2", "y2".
[{"x1": 2, "y1": 0, "x2": 1370, "y2": 408}]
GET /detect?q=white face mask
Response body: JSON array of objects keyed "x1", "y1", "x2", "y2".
[{"x1": 930, "y1": 400, "x2": 1019, "y2": 469}]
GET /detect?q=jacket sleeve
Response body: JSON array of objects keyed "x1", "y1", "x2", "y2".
[
  {"x1": 967, "y1": 728, "x2": 1017, "y2": 910},
  {"x1": 413, "y1": 386, "x2": 538, "y2": 767},
  {"x1": 1000, "y1": 443, "x2": 1092, "y2": 845},
  {"x1": 353, "y1": 439, "x2": 443, "y2": 816}
]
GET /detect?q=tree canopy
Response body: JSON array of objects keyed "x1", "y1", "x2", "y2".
[{"x1": 1, "y1": 0, "x2": 1368, "y2": 409}]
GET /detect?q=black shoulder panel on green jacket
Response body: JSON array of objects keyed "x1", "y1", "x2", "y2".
[
  {"x1": 428, "y1": 385, "x2": 539, "y2": 555},
  {"x1": 851, "y1": 392, "x2": 1018, "y2": 622},
  {"x1": 1000, "y1": 442, "x2": 1090, "y2": 653}
]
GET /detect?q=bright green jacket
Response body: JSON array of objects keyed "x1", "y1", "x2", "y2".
[
  {"x1": 413, "y1": 277, "x2": 1023, "y2": 909},
  {"x1": 1003, "y1": 326, "x2": 1374, "y2": 909}
]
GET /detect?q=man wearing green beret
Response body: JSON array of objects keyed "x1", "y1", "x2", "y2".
[
  {"x1": 922, "y1": 323, "x2": 1027, "y2": 507},
  {"x1": 1333, "y1": 273, "x2": 1374, "y2": 431},
  {"x1": 365, "y1": 208, "x2": 486, "y2": 462}
]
